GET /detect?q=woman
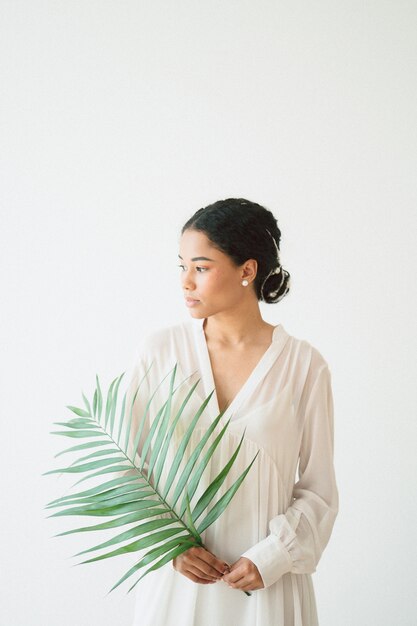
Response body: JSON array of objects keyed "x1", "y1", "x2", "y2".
[{"x1": 129, "y1": 198, "x2": 338, "y2": 626}]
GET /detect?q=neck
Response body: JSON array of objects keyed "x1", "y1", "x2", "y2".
[{"x1": 202, "y1": 308, "x2": 268, "y2": 347}]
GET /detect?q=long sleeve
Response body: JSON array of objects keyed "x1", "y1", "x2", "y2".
[{"x1": 241, "y1": 364, "x2": 339, "y2": 589}]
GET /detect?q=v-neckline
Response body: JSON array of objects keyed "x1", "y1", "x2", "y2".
[{"x1": 192, "y1": 317, "x2": 288, "y2": 421}]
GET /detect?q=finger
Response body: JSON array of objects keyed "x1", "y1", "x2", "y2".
[
  {"x1": 186, "y1": 563, "x2": 220, "y2": 582},
  {"x1": 195, "y1": 556, "x2": 229, "y2": 578},
  {"x1": 227, "y1": 576, "x2": 254, "y2": 591},
  {"x1": 238, "y1": 582, "x2": 254, "y2": 592},
  {"x1": 190, "y1": 548, "x2": 229, "y2": 577},
  {"x1": 185, "y1": 570, "x2": 218, "y2": 585},
  {"x1": 197, "y1": 549, "x2": 230, "y2": 573},
  {"x1": 223, "y1": 566, "x2": 246, "y2": 585},
  {"x1": 240, "y1": 578, "x2": 264, "y2": 591},
  {"x1": 182, "y1": 550, "x2": 224, "y2": 580},
  {"x1": 225, "y1": 573, "x2": 263, "y2": 592}
]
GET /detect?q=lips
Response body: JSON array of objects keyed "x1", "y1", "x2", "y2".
[{"x1": 185, "y1": 297, "x2": 199, "y2": 303}]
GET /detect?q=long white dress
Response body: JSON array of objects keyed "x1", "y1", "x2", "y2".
[{"x1": 126, "y1": 317, "x2": 338, "y2": 626}]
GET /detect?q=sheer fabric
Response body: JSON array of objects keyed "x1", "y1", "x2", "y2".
[{"x1": 125, "y1": 318, "x2": 338, "y2": 626}]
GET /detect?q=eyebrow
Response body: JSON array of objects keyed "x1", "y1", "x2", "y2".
[{"x1": 178, "y1": 254, "x2": 216, "y2": 262}]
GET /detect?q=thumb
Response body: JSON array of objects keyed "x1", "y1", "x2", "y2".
[{"x1": 226, "y1": 558, "x2": 241, "y2": 571}]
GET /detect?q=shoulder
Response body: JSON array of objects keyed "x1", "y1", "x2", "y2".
[
  {"x1": 133, "y1": 320, "x2": 195, "y2": 362},
  {"x1": 280, "y1": 327, "x2": 333, "y2": 418},
  {"x1": 281, "y1": 325, "x2": 331, "y2": 388}
]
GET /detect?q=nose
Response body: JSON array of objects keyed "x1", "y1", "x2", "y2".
[{"x1": 181, "y1": 268, "x2": 196, "y2": 291}]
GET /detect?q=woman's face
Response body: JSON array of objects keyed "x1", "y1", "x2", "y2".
[{"x1": 178, "y1": 229, "x2": 257, "y2": 318}]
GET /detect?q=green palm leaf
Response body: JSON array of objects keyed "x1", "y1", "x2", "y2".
[{"x1": 44, "y1": 362, "x2": 257, "y2": 595}]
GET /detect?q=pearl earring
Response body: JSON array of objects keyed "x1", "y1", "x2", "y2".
[{"x1": 242, "y1": 279, "x2": 249, "y2": 286}]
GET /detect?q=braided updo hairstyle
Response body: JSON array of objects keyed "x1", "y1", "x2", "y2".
[{"x1": 181, "y1": 198, "x2": 291, "y2": 304}]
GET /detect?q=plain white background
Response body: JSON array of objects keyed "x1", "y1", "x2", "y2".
[{"x1": 1, "y1": 1, "x2": 416, "y2": 625}]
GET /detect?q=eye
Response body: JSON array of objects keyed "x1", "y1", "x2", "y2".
[{"x1": 177, "y1": 265, "x2": 208, "y2": 273}]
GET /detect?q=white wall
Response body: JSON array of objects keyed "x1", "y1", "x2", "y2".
[{"x1": 1, "y1": 1, "x2": 416, "y2": 625}]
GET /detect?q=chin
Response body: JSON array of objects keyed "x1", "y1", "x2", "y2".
[{"x1": 187, "y1": 309, "x2": 205, "y2": 319}]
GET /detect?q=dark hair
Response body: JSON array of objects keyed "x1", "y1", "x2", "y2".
[{"x1": 181, "y1": 198, "x2": 291, "y2": 304}]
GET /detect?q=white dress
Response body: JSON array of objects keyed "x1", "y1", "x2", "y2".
[{"x1": 127, "y1": 317, "x2": 338, "y2": 626}]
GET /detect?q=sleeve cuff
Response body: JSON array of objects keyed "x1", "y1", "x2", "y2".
[{"x1": 241, "y1": 533, "x2": 293, "y2": 589}]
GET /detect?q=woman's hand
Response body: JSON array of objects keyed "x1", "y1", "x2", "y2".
[
  {"x1": 221, "y1": 557, "x2": 265, "y2": 592},
  {"x1": 172, "y1": 546, "x2": 230, "y2": 584}
]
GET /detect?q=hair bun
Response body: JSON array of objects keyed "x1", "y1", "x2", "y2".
[{"x1": 261, "y1": 266, "x2": 291, "y2": 304}]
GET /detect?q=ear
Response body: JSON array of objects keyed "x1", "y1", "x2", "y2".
[{"x1": 241, "y1": 259, "x2": 258, "y2": 281}]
